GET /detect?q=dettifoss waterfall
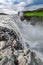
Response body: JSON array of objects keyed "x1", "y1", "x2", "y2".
[{"x1": 0, "y1": 14, "x2": 43, "y2": 62}]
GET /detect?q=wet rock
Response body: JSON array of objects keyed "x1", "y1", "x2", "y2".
[
  {"x1": 14, "y1": 50, "x2": 24, "y2": 57},
  {"x1": 1, "y1": 33, "x2": 9, "y2": 41},
  {"x1": 0, "y1": 53, "x2": 17, "y2": 65},
  {"x1": 18, "y1": 50, "x2": 23, "y2": 53},
  {"x1": 23, "y1": 49, "x2": 30, "y2": 56},
  {"x1": 7, "y1": 39, "x2": 13, "y2": 46},
  {"x1": 17, "y1": 55, "x2": 26, "y2": 65},
  {"x1": 8, "y1": 29, "x2": 17, "y2": 39},
  {"x1": 13, "y1": 40, "x2": 23, "y2": 50},
  {"x1": 20, "y1": 16, "x2": 24, "y2": 21},
  {"x1": 13, "y1": 40, "x2": 17, "y2": 47},
  {"x1": 24, "y1": 52, "x2": 31, "y2": 65},
  {"x1": 30, "y1": 22, "x2": 36, "y2": 26},
  {"x1": 0, "y1": 56, "x2": 8, "y2": 65},
  {"x1": 0, "y1": 41, "x2": 6, "y2": 50},
  {"x1": 0, "y1": 26, "x2": 23, "y2": 50},
  {"x1": 19, "y1": 53, "x2": 24, "y2": 56},
  {"x1": 18, "y1": 50, "x2": 24, "y2": 56},
  {"x1": 6, "y1": 61, "x2": 15, "y2": 65},
  {"x1": 0, "y1": 27, "x2": 18, "y2": 41},
  {"x1": 14, "y1": 50, "x2": 19, "y2": 57},
  {"x1": 0, "y1": 48, "x2": 18, "y2": 65},
  {"x1": 3, "y1": 28, "x2": 10, "y2": 32},
  {"x1": 0, "y1": 28, "x2": 9, "y2": 41},
  {"x1": 0, "y1": 20, "x2": 43, "y2": 65},
  {"x1": 1, "y1": 47, "x2": 12, "y2": 55},
  {"x1": 29, "y1": 52, "x2": 43, "y2": 65},
  {"x1": 0, "y1": 34, "x2": 4, "y2": 41}
]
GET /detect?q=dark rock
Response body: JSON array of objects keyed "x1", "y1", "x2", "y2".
[
  {"x1": 13, "y1": 41, "x2": 23, "y2": 50},
  {"x1": 30, "y1": 22, "x2": 36, "y2": 26},
  {"x1": 0, "y1": 56, "x2": 8, "y2": 65},
  {"x1": 2, "y1": 34, "x2": 9, "y2": 41},
  {"x1": 20, "y1": 16, "x2": 24, "y2": 21}
]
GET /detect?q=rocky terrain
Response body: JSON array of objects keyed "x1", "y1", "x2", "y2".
[
  {"x1": 20, "y1": 16, "x2": 43, "y2": 25},
  {"x1": 0, "y1": 15, "x2": 43, "y2": 65}
]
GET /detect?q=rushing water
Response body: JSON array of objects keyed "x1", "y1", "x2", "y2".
[
  {"x1": 0, "y1": 15, "x2": 43, "y2": 61},
  {"x1": 12, "y1": 15, "x2": 43, "y2": 61}
]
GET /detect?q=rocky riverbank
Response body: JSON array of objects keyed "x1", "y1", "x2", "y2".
[
  {"x1": 0, "y1": 25, "x2": 43, "y2": 65},
  {"x1": 20, "y1": 16, "x2": 43, "y2": 25}
]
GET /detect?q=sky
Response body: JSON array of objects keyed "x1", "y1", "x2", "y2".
[{"x1": 0, "y1": 0, "x2": 43, "y2": 14}]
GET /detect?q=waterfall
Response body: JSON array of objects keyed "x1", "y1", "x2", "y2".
[
  {"x1": 0, "y1": 15, "x2": 43, "y2": 61},
  {"x1": 0, "y1": 15, "x2": 27, "y2": 49},
  {"x1": 11, "y1": 14, "x2": 43, "y2": 61}
]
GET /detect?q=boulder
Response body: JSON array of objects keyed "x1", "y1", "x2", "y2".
[
  {"x1": 14, "y1": 50, "x2": 19, "y2": 57},
  {"x1": 0, "y1": 48, "x2": 17, "y2": 65},
  {"x1": 13, "y1": 40, "x2": 17, "y2": 47},
  {"x1": 17, "y1": 55, "x2": 26, "y2": 65},
  {"x1": 23, "y1": 49, "x2": 30, "y2": 56},
  {"x1": 0, "y1": 41, "x2": 6, "y2": 50}
]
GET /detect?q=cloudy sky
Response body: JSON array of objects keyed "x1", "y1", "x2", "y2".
[{"x1": 0, "y1": 0, "x2": 43, "y2": 14}]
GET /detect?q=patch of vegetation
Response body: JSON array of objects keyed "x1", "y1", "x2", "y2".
[
  {"x1": 23, "y1": 11, "x2": 43, "y2": 16},
  {"x1": 23, "y1": 8, "x2": 43, "y2": 16}
]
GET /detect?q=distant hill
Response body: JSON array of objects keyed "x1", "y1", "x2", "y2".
[
  {"x1": 0, "y1": 13, "x2": 7, "y2": 15},
  {"x1": 33, "y1": 8, "x2": 43, "y2": 12}
]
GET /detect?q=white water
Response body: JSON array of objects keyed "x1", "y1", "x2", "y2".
[
  {"x1": 0, "y1": 15, "x2": 43, "y2": 61},
  {"x1": 13, "y1": 15, "x2": 43, "y2": 61}
]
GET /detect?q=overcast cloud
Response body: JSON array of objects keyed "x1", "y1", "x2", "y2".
[{"x1": 0, "y1": 0, "x2": 43, "y2": 14}]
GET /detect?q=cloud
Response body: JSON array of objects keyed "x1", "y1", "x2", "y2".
[
  {"x1": 3, "y1": 8, "x2": 18, "y2": 14},
  {"x1": 0, "y1": 0, "x2": 3, "y2": 3},
  {"x1": 17, "y1": 2, "x2": 26, "y2": 7},
  {"x1": 14, "y1": 2, "x2": 26, "y2": 11},
  {"x1": 15, "y1": 2, "x2": 26, "y2": 12},
  {"x1": 0, "y1": 0, "x2": 5, "y2": 3},
  {"x1": 0, "y1": 0, "x2": 43, "y2": 14},
  {"x1": 26, "y1": 0, "x2": 33, "y2": 4},
  {"x1": 0, "y1": 2, "x2": 26, "y2": 14},
  {"x1": 6, "y1": 2, "x2": 26, "y2": 11},
  {"x1": 25, "y1": 4, "x2": 43, "y2": 11}
]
